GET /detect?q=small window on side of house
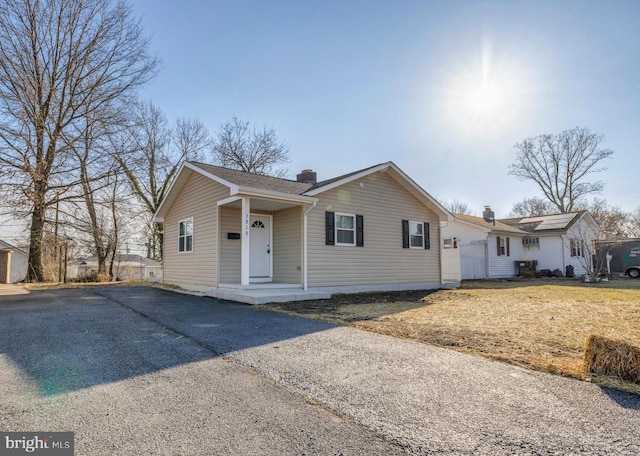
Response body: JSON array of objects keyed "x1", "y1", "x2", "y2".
[
  {"x1": 570, "y1": 239, "x2": 584, "y2": 257},
  {"x1": 179, "y1": 218, "x2": 193, "y2": 253}
]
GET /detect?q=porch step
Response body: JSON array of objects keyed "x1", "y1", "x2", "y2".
[{"x1": 208, "y1": 288, "x2": 332, "y2": 305}]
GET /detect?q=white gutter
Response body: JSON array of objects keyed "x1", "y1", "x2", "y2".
[{"x1": 302, "y1": 200, "x2": 317, "y2": 290}]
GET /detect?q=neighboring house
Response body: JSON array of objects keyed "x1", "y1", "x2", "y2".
[
  {"x1": 153, "y1": 161, "x2": 459, "y2": 302},
  {"x1": 69, "y1": 254, "x2": 163, "y2": 281},
  {"x1": 443, "y1": 208, "x2": 528, "y2": 279},
  {"x1": 446, "y1": 208, "x2": 600, "y2": 280},
  {"x1": 501, "y1": 211, "x2": 600, "y2": 277},
  {"x1": 0, "y1": 239, "x2": 28, "y2": 283}
]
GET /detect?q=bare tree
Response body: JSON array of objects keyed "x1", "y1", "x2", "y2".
[
  {"x1": 509, "y1": 127, "x2": 613, "y2": 213},
  {"x1": 509, "y1": 197, "x2": 556, "y2": 217},
  {"x1": 442, "y1": 199, "x2": 473, "y2": 215},
  {"x1": 174, "y1": 117, "x2": 211, "y2": 164},
  {"x1": 0, "y1": 0, "x2": 158, "y2": 281},
  {"x1": 211, "y1": 116, "x2": 290, "y2": 177},
  {"x1": 626, "y1": 207, "x2": 640, "y2": 238},
  {"x1": 116, "y1": 101, "x2": 210, "y2": 259},
  {"x1": 577, "y1": 198, "x2": 628, "y2": 239}
]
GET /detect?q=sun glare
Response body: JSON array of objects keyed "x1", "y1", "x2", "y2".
[
  {"x1": 436, "y1": 42, "x2": 531, "y2": 139},
  {"x1": 467, "y1": 84, "x2": 500, "y2": 114}
]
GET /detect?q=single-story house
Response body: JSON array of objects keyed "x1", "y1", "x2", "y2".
[
  {"x1": 445, "y1": 207, "x2": 600, "y2": 279},
  {"x1": 500, "y1": 210, "x2": 600, "y2": 277},
  {"x1": 0, "y1": 239, "x2": 28, "y2": 283},
  {"x1": 442, "y1": 208, "x2": 528, "y2": 279},
  {"x1": 68, "y1": 254, "x2": 163, "y2": 281},
  {"x1": 153, "y1": 161, "x2": 460, "y2": 303}
]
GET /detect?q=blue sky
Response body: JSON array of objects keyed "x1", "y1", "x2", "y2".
[{"x1": 2, "y1": 0, "x2": 639, "y2": 242}]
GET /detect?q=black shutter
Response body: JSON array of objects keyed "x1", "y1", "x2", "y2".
[
  {"x1": 325, "y1": 211, "x2": 335, "y2": 245},
  {"x1": 506, "y1": 237, "x2": 510, "y2": 257},
  {"x1": 402, "y1": 220, "x2": 409, "y2": 248},
  {"x1": 496, "y1": 236, "x2": 501, "y2": 256},
  {"x1": 356, "y1": 215, "x2": 364, "y2": 247},
  {"x1": 423, "y1": 222, "x2": 430, "y2": 249}
]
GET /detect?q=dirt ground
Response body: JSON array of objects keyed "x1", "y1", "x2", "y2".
[{"x1": 263, "y1": 278, "x2": 640, "y2": 394}]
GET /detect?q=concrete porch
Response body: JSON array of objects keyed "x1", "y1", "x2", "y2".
[{"x1": 212, "y1": 283, "x2": 332, "y2": 305}]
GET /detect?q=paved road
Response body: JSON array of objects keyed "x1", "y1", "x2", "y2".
[
  {"x1": 0, "y1": 287, "x2": 403, "y2": 455},
  {"x1": 2, "y1": 286, "x2": 640, "y2": 455}
]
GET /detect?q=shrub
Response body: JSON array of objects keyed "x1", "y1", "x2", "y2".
[{"x1": 584, "y1": 335, "x2": 640, "y2": 384}]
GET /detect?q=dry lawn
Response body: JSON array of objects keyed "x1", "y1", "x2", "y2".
[{"x1": 263, "y1": 279, "x2": 640, "y2": 394}]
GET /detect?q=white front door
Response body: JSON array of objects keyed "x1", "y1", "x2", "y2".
[{"x1": 250, "y1": 215, "x2": 271, "y2": 280}]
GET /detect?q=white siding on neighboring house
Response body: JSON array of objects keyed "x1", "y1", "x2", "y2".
[
  {"x1": 443, "y1": 221, "x2": 488, "y2": 280},
  {"x1": 525, "y1": 236, "x2": 564, "y2": 273},
  {"x1": 487, "y1": 235, "x2": 526, "y2": 278},
  {"x1": 163, "y1": 173, "x2": 229, "y2": 287},
  {"x1": 564, "y1": 221, "x2": 596, "y2": 276},
  {"x1": 307, "y1": 171, "x2": 442, "y2": 288}
]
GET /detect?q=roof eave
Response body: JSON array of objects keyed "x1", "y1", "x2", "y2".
[
  {"x1": 233, "y1": 186, "x2": 318, "y2": 204},
  {"x1": 304, "y1": 161, "x2": 453, "y2": 219}
]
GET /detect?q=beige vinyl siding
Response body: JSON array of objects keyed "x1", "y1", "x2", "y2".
[
  {"x1": 307, "y1": 171, "x2": 441, "y2": 287},
  {"x1": 273, "y1": 206, "x2": 303, "y2": 283},
  {"x1": 219, "y1": 207, "x2": 241, "y2": 283},
  {"x1": 163, "y1": 173, "x2": 229, "y2": 286}
]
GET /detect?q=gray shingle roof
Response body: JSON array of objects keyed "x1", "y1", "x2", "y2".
[
  {"x1": 189, "y1": 161, "x2": 392, "y2": 196},
  {"x1": 189, "y1": 162, "x2": 313, "y2": 195},
  {"x1": 306, "y1": 163, "x2": 386, "y2": 192}
]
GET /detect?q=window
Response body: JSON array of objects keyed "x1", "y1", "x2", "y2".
[
  {"x1": 442, "y1": 237, "x2": 458, "y2": 249},
  {"x1": 496, "y1": 236, "x2": 510, "y2": 256},
  {"x1": 325, "y1": 212, "x2": 363, "y2": 246},
  {"x1": 402, "y1": 220, "x2": 430, "y2": 249},
  {"x1": 523, "y1": 237, "x2": 540, "y2": 246},
  {"x1": 570, "y1": 239, "x2": 584, "y2": 257},
  {"x1": 335, "y1": 213, "x2": 355, "y2": 245},
  {"x1": 409, "y1": 221, "x2": 424, "y2": 248},
  {"x1": 179, "y1": 218, "x2": 193, "y2": 253}
]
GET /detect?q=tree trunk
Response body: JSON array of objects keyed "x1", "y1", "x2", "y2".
[{"x1": 26, "y1": 203, "x2": 46, "y2": 282}]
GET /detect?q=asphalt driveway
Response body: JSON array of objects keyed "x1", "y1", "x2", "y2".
[{"x1": 2, "y1": 285, "x2": 640, "y2": 455}]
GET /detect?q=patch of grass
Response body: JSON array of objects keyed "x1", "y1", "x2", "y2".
[{"x1": 263, "y1": 279, "x2": 640, "y2": 394}]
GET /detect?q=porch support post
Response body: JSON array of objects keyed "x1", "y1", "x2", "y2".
[
  {"x1": 303, "y1": 201, "x2": 317, "y2": 290},
  {"x1": 241, "y1": 197, "x2": 251, "y2": 286}
]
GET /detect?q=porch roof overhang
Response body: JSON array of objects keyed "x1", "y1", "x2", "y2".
[{"x1": 219, "y1": 187, "x2": 318, "y2": 212}]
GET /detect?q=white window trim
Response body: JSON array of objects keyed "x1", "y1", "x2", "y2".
[
  {"x1": 409, "y1": 220, "x2": 424, "y2": 249},
  {"x1": 335, "y1": 212, "x2": 356, "y2": 246},
  {"x1": 499, "y1": 237, "x2": 506, "y2": 256},
  {"x1": 443, "y1": 237, "x2": 454, "y2": 249},
  {"x1": 178, "y1": 217, "x2": 194, "y2": 254},
  {"x1": 570, "y1": 238, "x2": 584, "y2": 257}
]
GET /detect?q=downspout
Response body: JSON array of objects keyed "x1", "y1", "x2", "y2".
[
  {"x1": 439, "y1": 220, "x2": 446, "y2": 285},
  {"x1": 303, "y1": 200, "x2": 317, "y2": 290},
  {"x1": 561, "y1": 235, "x2": 566, "y2": 274},
  {"x1": 484, "y1": 238, "x2": 489, "y2": 279}
]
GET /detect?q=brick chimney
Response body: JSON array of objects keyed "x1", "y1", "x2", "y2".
[
  {"x1": 483, "y1": 206, "x2": 495, "y2": 225},
  {"x1": 296, "y1": 169, "x2": 317, "y2": 185}
]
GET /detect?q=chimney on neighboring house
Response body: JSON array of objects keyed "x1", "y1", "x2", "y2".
[
  {"x1": 483, "y1": 206, "x2": 495, "y2": 225},
  {"x1": 296, "y1": 169, "x2": 317, "y2": 185}
]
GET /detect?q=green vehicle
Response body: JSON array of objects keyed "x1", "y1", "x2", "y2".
[{"x1": 604, "y1": 240, "x2": 640, "y2": 278}]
